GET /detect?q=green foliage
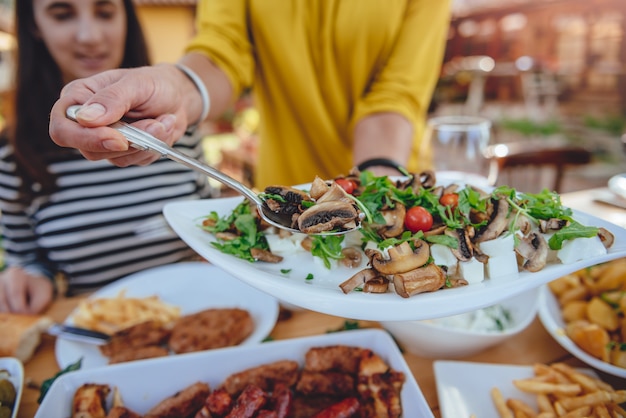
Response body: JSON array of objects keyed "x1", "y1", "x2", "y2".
[
  {"x1": 499, "y1": 118, "x2": 562, "y2": 136},
  {"x1": 583, "y1": 115, "x2": 626, "y2": 136}
]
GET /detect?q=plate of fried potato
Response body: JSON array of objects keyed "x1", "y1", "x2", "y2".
[
  {"x1": 435, "y1": 360, "x2": 626, "y2": 418},
  {"x1": 538, "y1": 259, "x2": 626, "y2": 378},
  {"x1": 55, "y1": 262, "x2": 279, "y2": 370}
]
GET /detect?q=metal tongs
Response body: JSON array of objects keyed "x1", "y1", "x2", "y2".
[{"x1": 65, "y1": 105, "x2": 355, "y2": 236}]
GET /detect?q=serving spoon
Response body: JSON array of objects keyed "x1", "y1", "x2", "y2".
[{"x1": 65, "y1": 105, "x2": 357, "y2": 236}]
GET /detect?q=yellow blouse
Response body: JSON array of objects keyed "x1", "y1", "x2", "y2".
[{"x1": 188, "y1": 0, "x2": 451, "y2": 188}]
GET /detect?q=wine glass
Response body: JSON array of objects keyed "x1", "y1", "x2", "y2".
[{"x1": 425, "y1": 115, "x2": 492, "y2": 186}]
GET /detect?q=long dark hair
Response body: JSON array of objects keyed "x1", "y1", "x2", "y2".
[{"x1": 8, "y1": 0, "x2": 151, "y2": 198}]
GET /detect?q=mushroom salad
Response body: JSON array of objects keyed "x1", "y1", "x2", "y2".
[{"x1": 199, "y1": 169, "x2": 615, "y2": 299}]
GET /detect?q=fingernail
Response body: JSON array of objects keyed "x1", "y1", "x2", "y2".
[
  {"x1": 78, "y1": 103, "x2": 106, "y2": 121},
  {"x1": 160, "y1": 114, "x2": 177, "y2": 132},
  {"x1": 103, "y1": 139, "x2": 128, "y2": 151}
]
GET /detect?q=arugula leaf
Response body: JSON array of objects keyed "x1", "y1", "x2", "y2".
[
  {"x1": 201, "y1": 201, "x2": 269, "y2": 262},
  {"x1": 547, "y1": 221, "x2": 599, "y2": 250},
  {"x1": 310, "y1": 235, "x2": 345, "y2": 269},
  {"x1": 38, "y1": 358, "x2": 82, "y2": 403}
]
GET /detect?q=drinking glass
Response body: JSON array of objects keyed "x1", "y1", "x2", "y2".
[{"x1": 425, "y1": 115, "x2": 492, "y2": 185}]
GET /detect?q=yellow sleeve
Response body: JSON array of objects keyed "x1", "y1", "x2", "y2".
[
  {"x1": 185, "y1": 0, "x2": 254, "y2": 99},
  {"x1": 349, "y1": 0, "x2": 452, "y2": 134}
]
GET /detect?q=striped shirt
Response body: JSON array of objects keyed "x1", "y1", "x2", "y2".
[{"x1": 0, "y1": 134, "x2": 212, "y2": 290}]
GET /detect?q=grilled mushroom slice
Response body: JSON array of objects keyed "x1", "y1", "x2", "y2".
[
  {"x1": 474, "y1": 197, "x2": 510, "y2": 243},
  {"x1": 250, "y1": 248, "x2": 284, "y2": 263},
  {"x1": 515, "y1": 231, "x2": 548, "y2": 272},
  {"x1": 539, "y1": 218, "x2": 568, "y2": 233},
  {"x1": 393, "y1": 263, "x2": 446, "y2": 298},
  {"x1": 263, "y1": 185, "x2": 313, "y2": 228},
  {"x1": 297, "y1": 201, "x2": 358, "y2": 233},
  {"x1": 370, "y1": 240, "x2": 430, "y2": 275},
  {"x1": 340, "y1": 268, "x2": 380, "y2": 294},
  {"x1": 376, "y1": 204, "x2": 406, "y2": 238},
  {"x1": 445, "y1": 228, "x2": 474, "y2": 262},
  {"x1": 340, "y1": 247, "x2": 363, "y2": 268},
  {"x1": 597, "y1": 227, "x2": 615, "y2": 249}
]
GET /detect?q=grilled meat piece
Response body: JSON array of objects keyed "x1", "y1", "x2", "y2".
[
  {"x1": 295, "y1": 371, "x2": 356, "y2": 397},
  {"x1": 310, "y1": 397, "x2": 360, "y2": 418},
  {"x1": 195, "y1": 387, "x2": 233, "y2": 418},
  {"x1": 106, "y1": 406, "x2": 142, "y2": 418},
  {"x1": 227, "y1": 385, "x2": 268, "y2": 417},
  {"x1": 72, "y1": 383, "x2": 110, "y2": 418},
  {"x1": 220, "y1": 360, "x2": 299, "y2": 396},
  {"x1": 357, "y1": 350, "x2": 405, "y2": 418},
  {"x1": 107, "y1": 345, "x2": 170, "y2": 364},
  {"x1": 169, "y1": 308, "x2": 254, "y2": 354},
  {"x1": 99, "y1": 320, "x2": 171, "y2": 359},
  {"x1": 145, "y1": 381, "x2": 211, "y2": 418},
  {"x1": 303, "y1": 346, "x2": 366, "y2": 374}
]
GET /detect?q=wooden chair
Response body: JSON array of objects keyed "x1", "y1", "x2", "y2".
[{"x1": 484, "y1": 140, "x2": 592, "y2": 193}]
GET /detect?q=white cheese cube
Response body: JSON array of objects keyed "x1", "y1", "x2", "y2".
[
  {"x1": 485, "y1": 251, "x2": 519, "y2": 281},
  {"x1": 430, "y1": 244, "x2": 458, "y2": 268},
  {"x1": 479, "y1": 233, "x2": 515, "y2": 257},
  {"x1": 430, "y1": 244, "x2": 459, "y2": 278},
  {"x1": 265, "y1": 234, "x2": 301, "y2": 255},
  {"x1": 343, "y1": 230, "x2": 365, "y2": 248},
  {"x1": 459, "y1": 258, "x2": 484, "y2": 284},
  {"x1": 557, "y1": 235, "x2": 607, "y2": 264}
]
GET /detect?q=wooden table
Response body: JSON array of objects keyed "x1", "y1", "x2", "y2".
[{"x1": 18, "y1": 188, "x2": 626, "y2": 418}]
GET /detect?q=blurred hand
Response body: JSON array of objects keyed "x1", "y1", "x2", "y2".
[
  {"x1": 49, "y1": 64, "x2": 193, "y2": 166},
  {"x1": 0, "y1": 267, "x2": 54, "y2": 314}
]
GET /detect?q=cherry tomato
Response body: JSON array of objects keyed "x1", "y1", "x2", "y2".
[
  {"x1": 439, "y1": 193, "x2": 459, "y2": 208},
  {"x1": 404, "y1": 206, "x2": 433, "y2": 233},
  {"x1": 335, "y1": 178, "x2": 357, "y2": 194}
]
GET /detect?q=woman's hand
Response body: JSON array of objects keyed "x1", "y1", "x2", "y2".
[
  {"x1": 49, "y1": 64, "x2": 197, "y2": 166},
  {"x1": 0, "y1": 267, "x2": 54, "y2": 314}
]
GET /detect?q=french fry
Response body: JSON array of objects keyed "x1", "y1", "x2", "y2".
[
  {"x1": 506, "y1": 398, "x2": 537, "y2": 418},
  {"x1": 491, "y1": 387, "x2": 514, "y2": 418},
  {"x1": 71, "y1": 290, "x2": 181, "y2": 335},
  {"x1": 492, "y1": 362, "x2": 625, "y2": 418},
  {"x1": 536, "y1": 394, "x2": 555, "y2": 414},
  {"x1": 560, "y1": 405, "x2": 591, "y2": 418},
  {"x1": 512, "y1": 379, "x2": 580, "y2": 396}
]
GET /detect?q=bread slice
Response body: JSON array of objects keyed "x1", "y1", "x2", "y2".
[{"x1": 0, "y1": 313, "x2": 53, "y2": 362}]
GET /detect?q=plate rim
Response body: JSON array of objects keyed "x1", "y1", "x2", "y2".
[
  {"x1": 537, "y1": 284, "x2": 626, "y2": 378},
  {"x1": 54, "y1": 261, "x2": 279, "y2": 370},
  {"x1": 163, "y1": 197, "x2": 626, "y2": 321}
]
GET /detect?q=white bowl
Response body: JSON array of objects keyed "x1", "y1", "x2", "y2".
[{"x1": 380, "y1": 288, "x2": 538, "y2": 358}]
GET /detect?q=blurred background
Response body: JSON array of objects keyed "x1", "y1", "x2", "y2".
[{"x1": 0, "y1": 0, "x2": 624, "y2": 193}]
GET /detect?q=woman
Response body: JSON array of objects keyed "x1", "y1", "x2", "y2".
[
  {"x1": 48, "y1": 1, "x2": 451, "y2": 187},
  {"x1": 0, "y1": 0, "x2": 212, "y2": 314}
]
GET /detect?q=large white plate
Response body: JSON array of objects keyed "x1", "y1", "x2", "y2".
[
  {"x1": 434, "y1": 361, "x2": 598, "y2": 418},
  {"x1": 538, "y1": 284, "x2": 626, "y2": 378},
  {"x1": 38, "y1": 329, "x2": 432, "y2": 417},
  {"x1": 55, "y1": 262, "x2": 279, "y2": 370},
  {"x1": 0, "y1": 357, "x2": 24, "y2": 418},
  {"x1": 163, "y1": 196, "x2": 626, "y2": 321}
]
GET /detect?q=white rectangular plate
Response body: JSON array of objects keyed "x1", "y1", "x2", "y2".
[
  {"x1": 37, "y1": 329, "x2": 432, "y2": 417},
  {"x1": 434, "y1": 361, "x2": 598, "y2": 418},
  {"x1": 163, "y1": 197, "x2": 626, "y2": 321}
]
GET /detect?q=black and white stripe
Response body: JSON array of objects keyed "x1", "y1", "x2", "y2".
[{"x1": 0, "y1": 135, "x2": 212, "y2": 289}]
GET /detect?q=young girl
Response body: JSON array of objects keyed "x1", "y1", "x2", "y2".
[{"x1": 0, "y1": 0, "x2": 212, "y2": 313}]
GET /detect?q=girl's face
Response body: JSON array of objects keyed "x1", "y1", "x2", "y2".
[{"x1": 33, "y1": 0, "x2": 128, "y2": 84}]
